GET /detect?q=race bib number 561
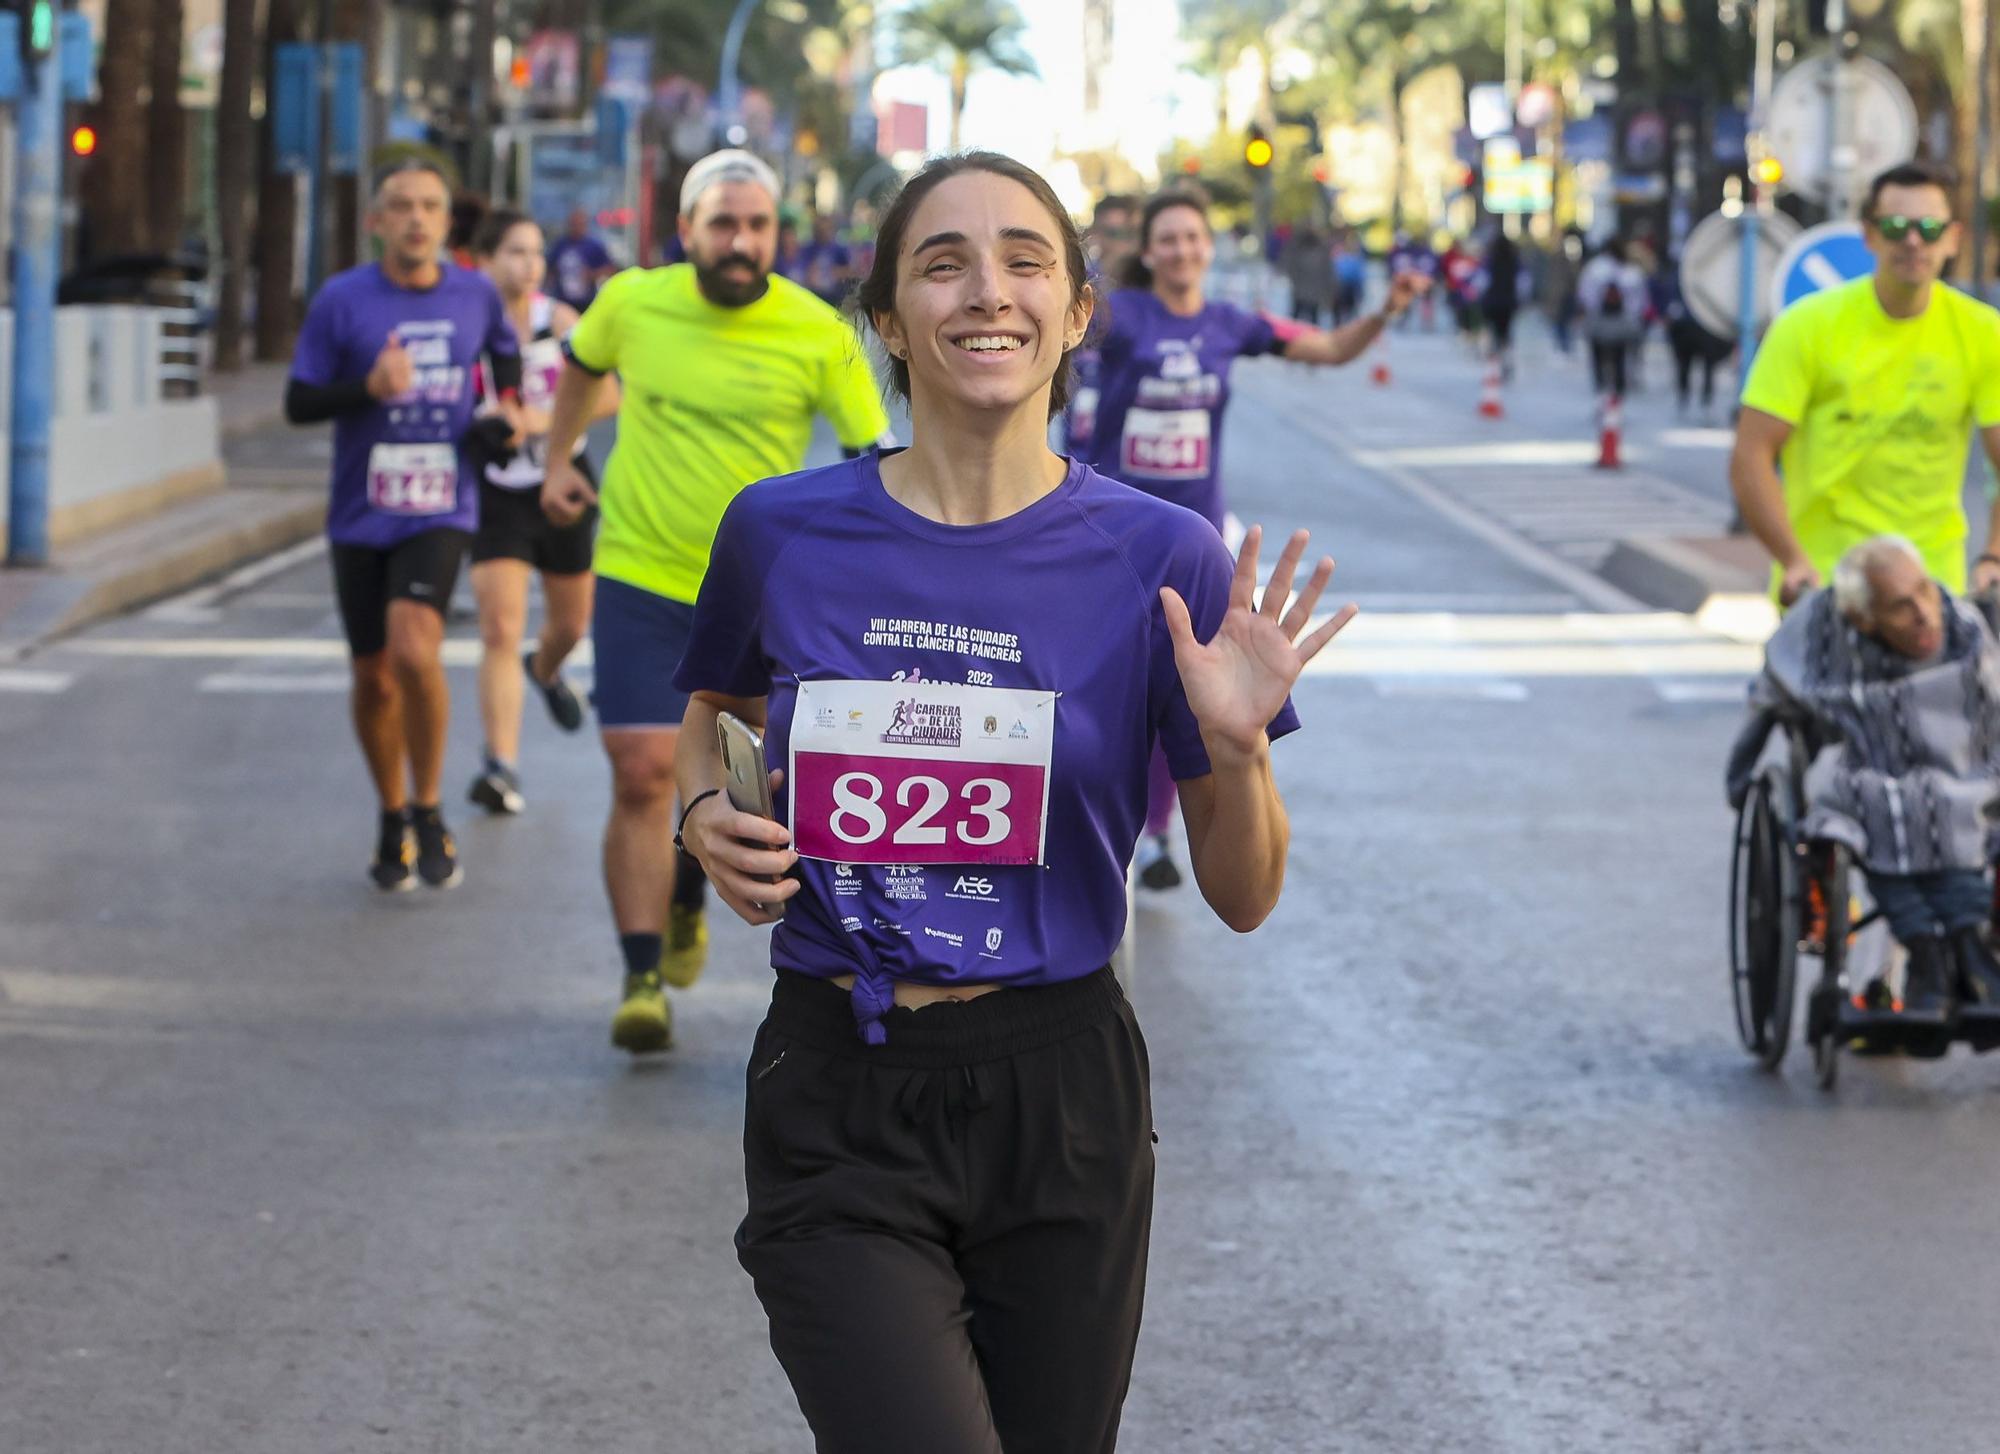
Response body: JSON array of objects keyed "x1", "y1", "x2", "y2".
[{"x1": 790, "y1": 679, "x2": 1056, "y2": 866}]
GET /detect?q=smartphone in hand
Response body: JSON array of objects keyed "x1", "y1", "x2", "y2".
[{"x1": 717, "y1": 711, "x2": 776, "y2": 820}]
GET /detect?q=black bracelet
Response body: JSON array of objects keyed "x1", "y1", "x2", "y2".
[{"x1": 674, "y1": 788, "x2": 723, "y2": 854}]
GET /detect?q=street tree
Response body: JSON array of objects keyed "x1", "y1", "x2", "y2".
[
  {"x1": 212, "y1": 0, "x2": 257, "y2": 369},
  {"x1": 85, "y1": 0, "x2": 152, "y2": 256},
  {"x1": 890, "y1": 0, "x2": 1038, "y2": 152}
]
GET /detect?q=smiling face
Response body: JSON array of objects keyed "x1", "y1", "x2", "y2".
[
  {"x1": 1866, "y1": 181, "x2": 1958, "y2": 292},
  {"x1": 872, "y1": 170, "x2": 1093, "y2": 421},
  {"x1": 1141, "y1": 201, "x2": 1214, "y2": 295},
  {"x1": 371, "y1": 167, "x2": 450, "y2": 274},
  {"x1": 481, "y1": 220, "x2": 546, "y2": 301}
]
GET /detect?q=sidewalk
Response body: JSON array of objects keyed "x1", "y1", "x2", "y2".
[{"x1": 0, "y1": 364, "x2": 324, "y2": 658}]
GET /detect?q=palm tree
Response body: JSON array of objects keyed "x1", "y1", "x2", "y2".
[{"x1": 891, "y1": 0, "x2": 1038, "y2": 153}]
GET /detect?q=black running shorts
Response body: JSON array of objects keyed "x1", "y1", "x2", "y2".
[
  {"x1": 329, "y1": 528, "x2": 473, "y2": 658},
  {"x1": 471, "y1": 459, "x2": 597, "y2": 575}
]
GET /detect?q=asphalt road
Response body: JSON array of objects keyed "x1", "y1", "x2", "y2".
[{"x1": 4, "y1": 362, "x2": 1996, "y2": 1453}]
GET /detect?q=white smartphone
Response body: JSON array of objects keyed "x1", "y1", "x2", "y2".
[{"x1": 717, "y1": 711, "x2": 776, "y2": 820}]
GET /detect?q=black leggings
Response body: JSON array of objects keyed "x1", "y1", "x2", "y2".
[
  {"x1": 1590, "y1": 338, "x2": 1629, "y2": 397},
  {"x1": 1669, "y1": 319, "x2": 1727, "y2": 407},
  {"x1": 739, "y1": 966, "x2": 1154, "y2": 1454}
]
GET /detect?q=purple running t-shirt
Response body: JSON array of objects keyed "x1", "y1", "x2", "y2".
[
  {"x1": 290, "y1": 263, "x2": 519, "y2": 548},
  {"x1": 1083, "y1": 289, "x2": 1282, "y2": 530},
  {"x1": 674, "y1": 452, "x2": 1302, "y2": 1043}
]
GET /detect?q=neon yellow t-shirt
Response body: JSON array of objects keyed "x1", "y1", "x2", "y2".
[
  {"x1": 1740, "y1": 276, "x2": 2000, "y2": 594},
  {"x1": 566, "y1": 265, "x2": 890, "y2": 604}
]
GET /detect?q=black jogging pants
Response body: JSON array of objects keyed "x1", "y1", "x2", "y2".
[{"x1": 738, "y1": 966, "x2": 1155, "y2": 1454}]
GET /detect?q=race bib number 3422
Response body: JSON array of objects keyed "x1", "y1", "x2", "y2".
[
  {"x1": 366, "y1": 442, "x2": 458, "y2": 516},
  {"x1": 790, "y1": 679, "x2": 1056, "y2": 866}
]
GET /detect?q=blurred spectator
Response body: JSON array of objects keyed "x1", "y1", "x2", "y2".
[
  {"x1": 547, "y1": 207, "x2": 615, "y2": 312},
  {"x1": 1283, "y1": 224, "x2": 1335, "y2": 325}
]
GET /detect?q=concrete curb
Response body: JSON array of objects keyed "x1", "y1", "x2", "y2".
[
  {"x1": 1599, "y1": 534, "x2": 1767, "y2": 613},
  {"x1": 0, "y1": 497, "x2": 324, "y2": 658}
]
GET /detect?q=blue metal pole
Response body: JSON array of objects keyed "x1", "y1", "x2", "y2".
[
  {"x1": 8, "y1": 16, "x2": 61, "y2": 567},
  {"x1": 716, "y1": 0, "x2": 761, "y2": 145}
]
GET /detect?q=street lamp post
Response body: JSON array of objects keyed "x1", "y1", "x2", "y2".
[
  {"x1": 717, "y1": 0, "x2": 762, "y2": 146},
  {"x1": 1735, "y1": 0, "x2": 1778, "y2": 368}
]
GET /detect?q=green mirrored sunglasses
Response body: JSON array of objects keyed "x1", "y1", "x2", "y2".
[{"x1": 1874, "y1": 215, "x2": 1951, "y2": 244}]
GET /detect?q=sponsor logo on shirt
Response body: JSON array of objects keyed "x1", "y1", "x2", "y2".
[
  {"x1": 814, "y1": 707, "x2": 836, "y2": 730},
  {"x1": 1009, "y1": 720, "x2": 1030, "y2": 740},
  {"x1": 982, "y1": 715, "x2": 998, "y2": 737},
  {"x1": 884, "y1": 865, "x2": 926, "y2": 903},
  {"x1": 883, "y1": 698, "x2": 962, "y2": 748},
  {"x1": 984, "y1": 928, "x2": 1004, "y2": 953},
  {"x1": 949, "y1": 875, "x2": 996, "y2": 901},
  {"x1": 840, "y1": 915, "x2": 863, "y2": 932},
  {"x1": 832, "y1": 864, "x2": 862, "y2": 897},
  {"x1": 923, "y1": 925, "x2": 965, "y2": 949}
]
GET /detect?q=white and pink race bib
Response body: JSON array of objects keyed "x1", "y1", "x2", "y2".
[
  {"x1": 366, "y1": 443, "x2": 458, "y2": 516},
  {"x1": 1120, "y1": 406, "x2": 1211, "y2": 480},
  {"x1": 790, "y1": 679, "x2": 1056, "y2": 867}
]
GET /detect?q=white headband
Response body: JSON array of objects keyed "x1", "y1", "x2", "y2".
[{"x1": 680, "y1": 149, "x2": 780, "y2": 215}]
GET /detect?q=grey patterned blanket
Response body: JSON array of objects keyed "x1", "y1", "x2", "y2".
[{"x1": 1727, "y1": 587, "x2": 2000, "y2": 875}]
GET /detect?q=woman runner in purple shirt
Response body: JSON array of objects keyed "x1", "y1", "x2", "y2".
[
  {"x1": 671, "y1": 152, "x2": 1353, "y2": 1454},
  {"x1": 1087, "y1": 190, "x2": 1426, "y2": 889}
]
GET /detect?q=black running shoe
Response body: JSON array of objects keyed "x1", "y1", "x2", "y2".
[
  {"x1": 525, "y1": 650, "x2": 585, "y2": 732},
  {"x1": 468, "y1": 760, "x2": 524, "y2": 815},
  {"x1": 410, "y1": 806, "x2": 463, "y2": 889},
  {"x1": 1136, "y1": 833, "x2": 1182, "y2": 891},
  {"x1": 369, "y1": 809, "x2": 415, "y2": 893}
]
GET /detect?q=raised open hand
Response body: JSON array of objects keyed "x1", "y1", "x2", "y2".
[{"x1": 1159, "y1": 526, "x2": 1356, "y2": 762}]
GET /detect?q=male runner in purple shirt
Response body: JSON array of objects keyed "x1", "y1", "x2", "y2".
[{"x1": 286, "y1": 160, "x2": 523, "y2": 892}]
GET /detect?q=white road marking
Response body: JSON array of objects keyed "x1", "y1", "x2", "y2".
[
  {"x1": 1655, "y1": 680, "x2": 1752, "y2": 703},
  {"x1": 0, "y1": 668, "x2": 74, "y2": 693},
  {"x1": 145, "y1": 537, "x2": 330, "y2": 622},
  {"x1": 200, "y1": 671, "x2": 353, "y2": 693},
  {"x1": 1372, "y1": 678, "x2": 1531, "y2": 701},
  {"x1": 73, "y1": 637, "x2": 600, "y2": 670}
]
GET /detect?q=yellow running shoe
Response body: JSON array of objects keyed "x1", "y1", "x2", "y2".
[
  {"x1": 610, "y1": 970, "x2": 672, "y2": 1055},
  {"x1": 661, "y1": 904, "x2": 708, "y2": 990}
]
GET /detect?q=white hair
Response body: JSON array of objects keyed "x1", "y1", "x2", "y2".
[
  {"x1": 679, "y1": 149, "x2": 780, "y2": 217},
  {"x1": 1832, "y1": 534, "x2": 1925, "y2": 621}
]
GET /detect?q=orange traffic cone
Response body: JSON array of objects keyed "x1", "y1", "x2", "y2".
[
  {"x1": 1594, "y1": 394, "x2": 1624, "y2": 470},
  {"x1": 1477, "y1": 361, "x2": 1504, "y2": 419},
  {"x1": 1369, "y1": 339, "x2": 1391, "y2": 386}
]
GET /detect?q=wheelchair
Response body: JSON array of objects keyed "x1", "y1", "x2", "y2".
[{"x1": 1730, "y1": 707, "x2": 2000, "y2": 1089}]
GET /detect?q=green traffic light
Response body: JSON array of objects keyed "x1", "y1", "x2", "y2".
[{"x1": 29, "y1": 0, "x2": 52, "y2": 53}]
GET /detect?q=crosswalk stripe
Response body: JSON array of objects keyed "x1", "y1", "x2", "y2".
[
  {"x1": 200, "y1": 671, "x2": 353, "y2": 693},
  {"x1": 0, "y1": 668, "x2": 74, "y2": 693}
]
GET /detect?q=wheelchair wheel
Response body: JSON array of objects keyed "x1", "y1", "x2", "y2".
[
  {"x1": 1810, "y1": 849, "x2": 1849, "y2": 1091},
  {"x1": 1729, "y1": 777, "x2": 1797, "y2": 1069}
]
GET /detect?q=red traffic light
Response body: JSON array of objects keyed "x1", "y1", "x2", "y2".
[{"x1": 70, "y1": 124, "x2": 97, "y2": 157}]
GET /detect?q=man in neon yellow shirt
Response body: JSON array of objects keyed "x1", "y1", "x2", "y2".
[
  {"x1": 1732, "y1": 160, "x2": 2000, "y2": 605},
  {"x1": 541, "y1": 150, "x2": 891, "y2": 1054}
]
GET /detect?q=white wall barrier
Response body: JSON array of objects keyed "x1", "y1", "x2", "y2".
[{"x1": 0, "y1": 304, "x2": 222, "y2": 546}]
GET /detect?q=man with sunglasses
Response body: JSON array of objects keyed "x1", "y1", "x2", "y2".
[{"x1": 1732, "y1": 161, "x2": 2000, "y2": 605}]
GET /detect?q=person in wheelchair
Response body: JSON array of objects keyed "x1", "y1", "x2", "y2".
[{"x1": 1745, "y1": 534, "x2": 2000, "y2": 1027}]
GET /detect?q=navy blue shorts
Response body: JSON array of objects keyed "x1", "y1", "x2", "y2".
[{"x1": 591, "y1": 576, "x2": 697, "y2": 729}]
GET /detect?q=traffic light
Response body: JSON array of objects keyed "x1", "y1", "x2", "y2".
[
  {"x1": 19, "y1": 0, "x2": 53, "y2": 60},
  {"x1": 1245, "y1": 125, "x2": 1273, "y2": 171},
  {"x1": 1753, "y1": 155, "x2": 1783, "y2": 188},
  {"x1": 69, "y1": 123, "x2": 95, "y2": 156}
]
